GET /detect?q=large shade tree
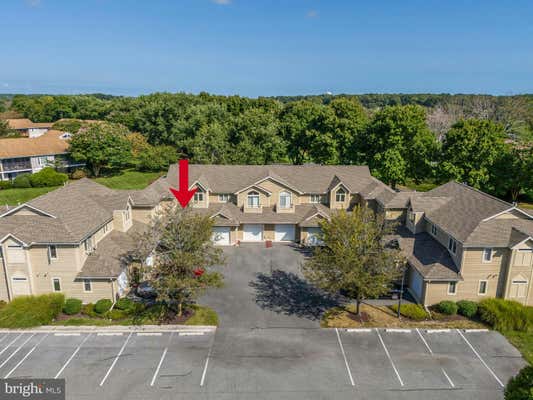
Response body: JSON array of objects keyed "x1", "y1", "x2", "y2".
[
  {"x1": 131, "y1": 206, "x2": 224, "y2": 318},
  {"x1": 439, "y1": 119, "x2": 506, "y2": 189},
  {"x1": 69, "y1": 122, "x2": 132, "y2": 176},
  {"x1": 302, "y1": 208, "x2": 404, "y2": 315}
]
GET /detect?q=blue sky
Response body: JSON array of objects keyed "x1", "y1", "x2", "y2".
[{"x1": 1, "y1": 0, "x2": 532, "y2": 96}]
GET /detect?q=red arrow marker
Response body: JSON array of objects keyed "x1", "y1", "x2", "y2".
[{"x1": 169, "y1": 159, "x2": 197, "y2": 208}]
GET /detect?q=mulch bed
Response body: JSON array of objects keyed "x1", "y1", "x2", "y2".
[{"x1": 347, "y1": 311, "x2": 371, "y2": 323}]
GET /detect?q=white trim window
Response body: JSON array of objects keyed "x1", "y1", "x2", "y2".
[
  {"x1": 478, "y1": 280, "x2": 488, "y2": 295},
  {"x1": 482, "y1": 248, "x2": 493, "y2": 263},
  {"x1": 193, "y1": 190, "x2": 204, "y2": 203},
  {"x1": 310, "y1": 194, "x2": 322, "y2": 204},
  {"x1": 335, "y1": 188, "x2": 346, "y2": 202},
  {"x1": 83, "y1": 279, "x2": 92, "y2": 293},
  {"x1": 447, "y1": 281, "x2": 457, "y2": 295},
  {"x1": 48, "y1": 245, "x2": 57, "y2": 264},
  {"x1": 279, "y1": 191, "x2": 291, "y2": 209},
  {"x1": 431, "y1": 224, "x2": 437, "y2": 236},
  {"x1": 52, "y1": 277, "x2": 61, "y2": 292},
  {"x1": 448, "y1": 237, "x2": 457, "y2": 254},
  {"x1": 247, "y1": 191, "x2": 260, "y2": 208},
  {"x1": 218, "y1": 194, "x2": 230, "y2": 203}
]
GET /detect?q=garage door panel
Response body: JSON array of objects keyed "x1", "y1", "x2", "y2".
[
  {"x1": 274, "y1": 225, "x2": 295, "y2": 242},
  {"x1": 212, "y1": 227, "x2": 231, "y2": 245},
  {"x1": 243, "y1": 224, "x2": 263, "y2": 241}
]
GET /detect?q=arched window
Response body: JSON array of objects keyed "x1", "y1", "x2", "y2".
[
  {"x1": 279, "y1": 191, "x2": 291, "y2": 209},
  {"x1": 335, "y1": 188, "x2": 346, "y2": 202},
  {"x1": 247, "y1": 191, "x2": 260, "y2": 208}
]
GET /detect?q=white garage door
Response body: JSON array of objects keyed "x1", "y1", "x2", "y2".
[
  {"x1": 243, "y1": 224, "x2": 263, "y2": 241},
  {"x1": 212, "y1": 227, "x2": 231, "y2": 245},
  {"x1": 306, "y1": 227, "x2": 324, "y2": 246},
  {"x1": 274, "y1": 224, "x2": 295, "y2": 242},
  {"x1": 11, "y1": 276, "x2": 30, "y2": 297}
]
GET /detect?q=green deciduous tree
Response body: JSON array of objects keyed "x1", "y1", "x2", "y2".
[
  {"x1": 302, "y1": 208, "x2": 404, "y2": 315},
  {"x1": 504, "y1": 365, "x2": 533, "y2": 400},
  {"x1": 132, "y1": 206, "x2": 224, "y2": 318},
  {"x1": 439, "y1": 119, "x2": 506, "y2": 189},
  {"x1": 69, "y1": 122, "x2": 132, "y2": 177},
  {"x1": 365, "y1": 105, "x2": 437, "y2": 188}
]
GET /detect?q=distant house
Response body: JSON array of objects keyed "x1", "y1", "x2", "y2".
[
  {"x1": 5, "y1": 119, "x2": 54, "y2": 138},
  {"x1": 0, "y1": 130, "x2": 83, "y2": 181}
]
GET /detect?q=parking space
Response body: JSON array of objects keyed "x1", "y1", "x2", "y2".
[{"x1": 0, "y1": 328, "x2": 524, "y2": 399}]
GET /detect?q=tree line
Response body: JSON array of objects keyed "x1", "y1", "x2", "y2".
[{"x1": 9, "y1": 93, "x2": 533, "y2": 201}]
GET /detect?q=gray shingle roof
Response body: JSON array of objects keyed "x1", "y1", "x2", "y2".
[
  {"x1": 393, "y1": 227, "x2": 461, "y2": 281},
  {"x1": 77, "y1": 221, "x2": 147, "y2": 278},
  {"x1": 166, "y1": 164, "x2": 373, "y2": 195}
]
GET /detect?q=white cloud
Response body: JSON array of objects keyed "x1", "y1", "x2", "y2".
[
  {"x1": 306, "y1": 9, "x2": 318, "y2": 18},
  {"x1": 211, "y1": 0, "x2": 231, "y2": 5}
]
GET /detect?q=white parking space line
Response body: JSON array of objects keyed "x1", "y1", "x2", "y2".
[
  {"x1": 54, "y1": 333, "x2": 80, "y2": 336},
  {"x1": 416, "y1": 328, "x2": 433, "y2": 354},
  {"x1": 179, "y1": 332, "x2": 205, "y2": 336},
  {"x1": 5, "y1": 334, "x2": 49, "y2": 378},
  {"x1": 375, "y1": 329, "x2": 404, "y2": 387},
  {"x1": 54, "y1": 334, "x2": 92, "y2": 379},
  {"x1": 150, "y1": 348, "x2": 168, "y2": 387},
  {"x1": 346, "y1": 328, "x2": 372, "y2": 333},
  {"x1": 97, "y1": 333, "x2": 123, "y2": 336},
  {"x1": 99, "y1": 332, "x2": 132, "y2": 386},
  {"x1": 335, "y1": 328, "x2": 355, "y2": 387},
  {"x1": 385, "y1": 329, "x2": 411, "y2": 333},
  {"x1": 0, "y1": 334, "x2": 23, "y2": 357},
  {"x1": 441, "y1": 368, "x2": 455, "y2": 388},
  {"x1": 200, "y1": 331, "x2": 217, "y2": 387},
  {"x1": 137, "y1": 333, "x2": 162, "y2": 336},
  {"x1": 0, "y1": 334, "x2": 10, "y2": 344},
  {"x1": 0, "y1": 334, "x2": 35, "y2": 369},
  {"x1": 456, "y1": 329, "x2": 504, "y2": 388},
  {"x1": 426, "y1": 329, "x2": 451, "y2": 333}
]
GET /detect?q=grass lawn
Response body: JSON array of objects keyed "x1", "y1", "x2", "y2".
[
  {"x1": 400, "y1": 179, "x2": 438, "y2": 192},
  {"x1": 94, "y1": 170, "x2": 164, "y2": 190},
  {"x1": 184, "y1": 305, "x2": 219, "y2": 326},
  {"x1": 0, "y1": 186, "x2": 60, "y2": 206},
  {"x1": 321, "y1": 303, "x2": 486, "y2": 329},
  {"x1": 503, "y1": 331, "x2": 533, "y2": 365}
]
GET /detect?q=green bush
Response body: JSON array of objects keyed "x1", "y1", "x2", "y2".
[
  {"x1": 105, "y1": 309, "x2": 128, "y2": 320},
  {"x1": 479, "y1": 298, "x2": 532, "y2": 332},
  {"x1": 437, "y1": 300, "x2": 458, "y2": 315},
  {"x1": 12, "y1": 174, "x2": 32, "y2": 188},
  {"x1": 457, "y1": 300, "x2": 478, "y2": 318},
  {"x1": 114, "y1": 298, "x2": 135, "y2": 313},
  {"x1": 504, "y1": 365, "x2": 533, "y2": 400},
  {"x1": 0, "y1": 293, "x2": 65, "y2": 328},
  {"x1": 81, "y1": 303, "x2": 98, "y2": 318},
  {"x1": 63, "y1": 298, "x2": 82, "y2": 315},
  {"x1": 390, "y1": 303, "x2": 429, "y2": 321},
  {"x1": 70, "y1": 169, "x2": 87, "y2": 180},
  {"x1": 0, "y1": 181, "x2": 12, "y2": 190},
  {"x1": 29, "y1": 167, "x2": 68, "y2": 187},
  {"x1": 94, "y1": 299, "x2": 113, "y2": 314}
]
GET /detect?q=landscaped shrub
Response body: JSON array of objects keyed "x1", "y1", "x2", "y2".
[
  {"x1": 0, "y1": 181, "x2": 12, "y2": 190},
  {"x1": 70, "y1": 169, "x2": 87, "y2": 180},
  {"x1": 12, "y1": 174, "x2": 32, "y2": 188},
  {"x1": 390, "y1": 303, "x2": 429, "y2": 321},
  {"x1": 504, "y1": 365, "x2": 533, "y2": 400},
  {"x1": 114, "y1": 298, "x2": 135, "y2": 313},
  {"x1": 437, "y1": 300, "x2": 458, "y2": 315},
  {"x1": 63, "y1": 298, "x2": 82, "y2": 315},
  {"x1": 105, "y1": 309, "x2": 128, "y2": 320},
  {"x1": 457, "y1": 300, "x2": 478, "y2": 318},
  {"x1": 81, "y1": 303, "x2": 98, "y2": 318},
  {"x1": 29, "y1": 167, "x2": 68, "y2": 187},
  {"x1": 0, "y1": 293, "x2": 65, "y2": 328},
  {"x1": 479, "y1": 298, "x2": 532, "y2": 332},
  {"x1": 94, "y1": 299, "x2": 113, "y2": 314}
]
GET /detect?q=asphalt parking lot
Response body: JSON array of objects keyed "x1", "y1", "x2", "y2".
[{"x1": 0, "y1": 327, "x2": 525, "y2": 400}]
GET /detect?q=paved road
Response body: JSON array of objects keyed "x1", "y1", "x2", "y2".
[{"x1": 0, "y1": 244, "x2": 525, "y2": 399}]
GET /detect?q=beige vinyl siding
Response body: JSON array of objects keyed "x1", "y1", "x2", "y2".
[
  {"x1": 423, "y1": 281, "x2": 452, "y2": 305},
  {"x1": 263, "y1": 224, "x2": 275, "y2": 241},
  {"x1": 257, "y1": 179, "x2": 301, "y2": 207},
  {"x1": 73, "y1": 279, "x2": 116, "y2": 303},
  {"x1": 329, "y1": 185, "x2": 352, "y2": 210}
]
